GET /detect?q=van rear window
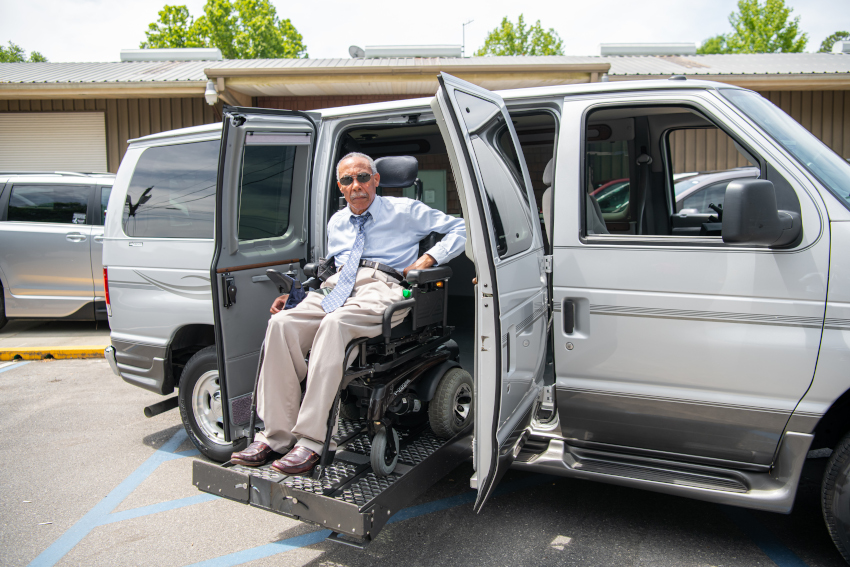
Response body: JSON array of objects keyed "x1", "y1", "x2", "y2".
[{"x1": 122, "y1": 141, "x2": 218, "y2": 238}]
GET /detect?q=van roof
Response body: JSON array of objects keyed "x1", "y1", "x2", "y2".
[{"x1": 128, "y1": 78, "x2": 742, "y2": 144}]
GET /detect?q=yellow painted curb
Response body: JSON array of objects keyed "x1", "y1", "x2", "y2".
[{"x1": 0, "y1": 346, "x2": 109, "y2": 361}]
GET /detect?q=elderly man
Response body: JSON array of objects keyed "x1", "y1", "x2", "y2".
[{"x1": 231, "y1": 152, "x2": 467, "y2": 474}]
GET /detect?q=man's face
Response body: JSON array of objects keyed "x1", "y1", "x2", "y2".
[{"x1": 337, "y1": 156, "x2": 379, "y2": 215}]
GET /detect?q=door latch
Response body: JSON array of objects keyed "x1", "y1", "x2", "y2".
[
  {"x1": 222, "y1": 275, "x2": 237, "y2": 308},
  {"x1": 542, "y1": 255, "x2": 553, "y2": 274}
]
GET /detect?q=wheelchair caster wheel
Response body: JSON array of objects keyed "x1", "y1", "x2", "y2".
[{"x1": 371, "y1": 426, "x2": 399, "y2": 476}]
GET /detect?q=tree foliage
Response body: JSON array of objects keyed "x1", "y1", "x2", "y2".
[
  {"x1": 0, "y1": 41, "x2": 47, "y2": 62},
  {"x1": 141, "y1": 0, "x2": 307, "y2": 59},
  {"x1": 475, "y1": 15, "x2": 564, "y2": 56},
  {"x1": 696, "y1": 0, "x2": 807, "y2": 54},
  {"x1": 819, "y1": 31, "x2": 849, "y2": 53}
]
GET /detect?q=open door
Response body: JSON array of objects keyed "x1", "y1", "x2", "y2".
[
  {"x1": 431, "y1": 74, "x2": 548, "y2": 511},
  {"x1": 211, "y1": 107, "x2": 318, "y2": 444}
]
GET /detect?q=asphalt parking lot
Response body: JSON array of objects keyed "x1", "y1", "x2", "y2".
[{"x1": 1, "y1": 357, "x2": 847, "y2": 567}]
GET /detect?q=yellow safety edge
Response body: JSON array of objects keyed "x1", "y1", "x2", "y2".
[{"x1": 0, "y1": 346, "x2": 108, "y2": 361}]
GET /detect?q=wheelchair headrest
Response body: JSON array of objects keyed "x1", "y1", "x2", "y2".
[{"x1": 375, "y1": 156, "x2": 418, "y2": 188}]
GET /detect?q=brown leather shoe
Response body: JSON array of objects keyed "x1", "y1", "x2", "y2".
[
  {"x1": 230, "y1": 441, "x2": 280, "y2": 467},
  {"x1": 270, "y1": 445, "x2": 320, "y2": 475}
]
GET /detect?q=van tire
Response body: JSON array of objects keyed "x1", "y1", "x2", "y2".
[
  {"x1": 822, "y1": 429, "x2": 850, "y2": 563},
  {"x1": 429, "y1": 368, "x2": 473, "y2": 439},
  {"x1": 178, "y1": 346, "x2": 246, "y2": 462}
]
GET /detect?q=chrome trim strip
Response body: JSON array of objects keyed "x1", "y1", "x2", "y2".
[{"x1": 589, "y1": 303, "x2": 823, "y2": 329}]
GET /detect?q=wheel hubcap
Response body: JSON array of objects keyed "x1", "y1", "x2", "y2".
[
  {"x1": 192, "y1": 370, "x2": 228, "y2": 446},
  {"x1": 453, "y1": 383, "x2": 472, "y2": 427}
]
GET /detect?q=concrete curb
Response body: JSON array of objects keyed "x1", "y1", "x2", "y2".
[{"x1": 0, "y1": 345, "x2": 108, "y2": 361}]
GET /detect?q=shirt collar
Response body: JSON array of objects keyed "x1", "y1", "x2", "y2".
[{"x1": 345, "y1": 193, "x2": 381, "y2": 223}]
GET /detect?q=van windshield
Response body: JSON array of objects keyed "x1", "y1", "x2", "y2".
[{"x1": 720, "y1": 89, "x2": 850, "y2": 211}]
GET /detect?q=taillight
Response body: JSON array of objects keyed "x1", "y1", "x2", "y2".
[{"x1": 103, "y1": 267, "x2": 112, "y2": 317}]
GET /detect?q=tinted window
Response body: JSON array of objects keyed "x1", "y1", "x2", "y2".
[
  {"x1": 100, "y1": 186, "x2": 112, "y2": 225},
  {"x1": 122, "y1": 141, "x2": 218, "y2": 238},
  {"x1": 680, "y1": 182, "x2": 728, "y2": 213},
  {"x1": 8, "y1": 185, "x2": 90, "y2": 224},
  {"x1": 238, "y1": 144, "x2": 296, "y2": 241},
  {"x1": 587, "y1": 140, "x2": 631, "y2": 216}
]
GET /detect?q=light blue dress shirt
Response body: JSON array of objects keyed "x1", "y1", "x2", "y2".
[{"x1": 327, "y1": 195, "x2": 467, "y2": 272}]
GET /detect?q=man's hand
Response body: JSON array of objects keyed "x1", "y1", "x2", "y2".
[
  {"x1": 403, "y1": 254, "x2": 436, "y2": 277},
  {"x1": 270, "y1": 294, "x2": 289, "y2": 314}
]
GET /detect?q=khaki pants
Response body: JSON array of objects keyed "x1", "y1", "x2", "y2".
[{"x1": 254, "y1": 267, "x2": 408, "y2": 455}]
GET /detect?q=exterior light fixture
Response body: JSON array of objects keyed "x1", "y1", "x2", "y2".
[{"x1": 204, "y1": 80, "x2": 218, "y2": 105}]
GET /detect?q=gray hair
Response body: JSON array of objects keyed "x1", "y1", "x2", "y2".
[{"x1": 336, "y1": 152, "x2": 377, "y2": 181}]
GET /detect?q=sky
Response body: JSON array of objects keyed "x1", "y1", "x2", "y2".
[{"x1": 1, "y1": 0, "x2": 848, "y2": 62}]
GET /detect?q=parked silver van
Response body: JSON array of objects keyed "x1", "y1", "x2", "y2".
[
  {"x1": 0, "y1": 171, "x2": 114, "y2": 329},
  {"x1": 107, "y1": 75, "x2": 850, "y2": 559}
]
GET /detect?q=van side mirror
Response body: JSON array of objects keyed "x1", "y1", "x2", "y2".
[{"x1": 722, "y1": 179, "x2": 801, "y2": 248}]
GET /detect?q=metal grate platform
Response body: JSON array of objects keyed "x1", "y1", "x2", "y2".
[
  {"x1": 398, "y1": 429, "x2": 446, "y2": 465},
  {"x1": 337, "y1": 472, "x2": 402, "y2": 507},
  {"x1": 230, "y1": 463, "x2": 285, "y2": 482},
  {"x1": 284, "y1": 461, "x2": 362, "y2": 494}
]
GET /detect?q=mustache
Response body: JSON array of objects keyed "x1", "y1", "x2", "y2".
[{"x1": 348, "y1": 192, "x2": 368, "y2": 199}]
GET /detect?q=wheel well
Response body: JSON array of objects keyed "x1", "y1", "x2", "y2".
[
  {"x1": 812, "y1": 387, "x2": 850, "y2": 451},
  {"x1": 169, "y1": 324, "x2": 215, "y2": 388}
]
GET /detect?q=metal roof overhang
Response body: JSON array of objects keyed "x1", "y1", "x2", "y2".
[
  {"x1": 204, "y1": 62, "x2": 612, "y2": 97},
  {"x1": 609, "y1": 73, "x2": 850, "y2": 91},
  {"x1": 0, "y1": 81, "x2": 208, "y2": 99}
]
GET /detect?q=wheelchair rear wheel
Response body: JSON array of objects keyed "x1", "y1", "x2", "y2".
[
  {"x1": 429, "y1": 368, "x2": 474, "y2": 439},
  {"x1": 371, "y1": 425, "x2": 400, "y2": 476}
]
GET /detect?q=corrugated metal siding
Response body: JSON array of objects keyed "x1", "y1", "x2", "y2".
[
  {"x1": 0, "y1": 97, "x2": 218, "y2": 172},
  {"x1": 669, "y1": 128, "x2": 751, "y2": 173},
  {"x1": 0, "y1": 112, "x2": 107, "y2": 171}
]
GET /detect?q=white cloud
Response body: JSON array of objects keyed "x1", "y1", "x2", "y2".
[{"x1": 1, "y1": 0, "x2": 846, "y2": 62}]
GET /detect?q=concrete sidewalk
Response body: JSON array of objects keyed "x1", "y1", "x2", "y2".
[{"x1": 0, "y1": 319, "x2": 110, "y2": 360}]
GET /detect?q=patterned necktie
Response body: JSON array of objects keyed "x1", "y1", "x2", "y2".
[{"x1": 322, "y1": 212, "x2": 371, "y2": 313}]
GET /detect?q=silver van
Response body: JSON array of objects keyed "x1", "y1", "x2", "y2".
[
  {"x1": 0, "y1": 171, "x2": 114, "y2": 328},
  {"x1": 107, "y1": 75, "x2": 850, "y2": 558}
]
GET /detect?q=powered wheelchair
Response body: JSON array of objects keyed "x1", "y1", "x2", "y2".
[{"x1": 246, "y1": 155, "x2": 473, "y2": 479}]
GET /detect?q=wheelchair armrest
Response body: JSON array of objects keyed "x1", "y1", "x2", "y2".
[
  {"x1": 303, "y1": 263, "x2": 319, "y2": 278},
  {"x1": 405, "y1": 266, "x2": 452, "y2": 285},
  {"x1": 382, "y1": 298, "x2": 416, "y2": 342}
]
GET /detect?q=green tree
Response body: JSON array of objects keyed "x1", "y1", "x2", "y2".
[
  {"x1": 819, "y1": 31, "x2": 849, "y2": 52},
  {"x1": 140, "y1": 0, "x2": 307, "y2": 59},
  {"x1": 0, "y1": 41, "x2": 47, "y2": 62},
  {"x1": 697, "y1": 0, "x2": 807, "y2": 54},
  {"x1": 475, "y1": 15, "x2": 564, "y2": 56}
]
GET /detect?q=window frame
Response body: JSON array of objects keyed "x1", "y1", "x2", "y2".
[{"x1": 579, "y1": 100, "x2": 771, "y2": 248}]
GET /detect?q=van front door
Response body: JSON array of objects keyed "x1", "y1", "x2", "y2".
[
  {"x1": 211, "y1": 108, "x2": 318, "y2": 444},
  {"x1": 432, "y1": 74, "x2": 548, "y2": 511}
]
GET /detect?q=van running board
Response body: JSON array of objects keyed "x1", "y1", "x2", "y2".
[{"x1": 193, "y1": 417, "x2": 471, "y2": 545}]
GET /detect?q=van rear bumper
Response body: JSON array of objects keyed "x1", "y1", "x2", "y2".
[{"x1": 111, "y1": 338, "x2": 172, "y2": 395}]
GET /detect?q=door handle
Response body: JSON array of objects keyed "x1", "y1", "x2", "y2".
[
  {"x1": 66, "y1": 232, "x2": 87, "y2": 242},
  {"x1": 93, "y1": 235, "x2": 104, "y2": 244},
  {"x1": 563, "y1": 299, "x2": 576, "y2": 334}
]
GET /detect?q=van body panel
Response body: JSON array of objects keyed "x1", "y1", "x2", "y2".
[
  {"x1": 796, "y1": 220, "x2": 850, "y2": 418},
  {"x1": 550, "y1": 90, "x2": 829, "y2": 466}
]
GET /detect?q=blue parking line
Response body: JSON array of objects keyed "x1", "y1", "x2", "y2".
[
  {"x1": 0, "y1": 361, "x2": 31, "y2": 374},
  {"x1": 98, "y1": 494, "x2": 219, "y2": 526},
  {"x1": 185, "y1": 474, "x2": 554, "y2": 567},
  {"x1": 721, "y1": 506, "x2": 810, "y2": 567},
  {"x1": 27, "y1": 428, "x2": 189, "y2": 567}
]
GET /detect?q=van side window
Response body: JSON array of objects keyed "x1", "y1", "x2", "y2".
[
  {"x1": 8, "y1": 185, "x2": 91, "y2": 224},
  {"x1": 99, "y1": 186, "x2": 112, "y2": 225},
  {"x1": 454, "y1": 91, "x2": 533, "y2": 258},
  {"x1": 122, "y1": 141, "x2": 218, "y2": 239},
  {"x1": 237, "y1": 143, "x2": 297, "y2": 241}
]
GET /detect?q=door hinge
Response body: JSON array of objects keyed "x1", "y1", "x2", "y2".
[{"x1": 543, "y1": 255, "x2": 553, "y2": 274}]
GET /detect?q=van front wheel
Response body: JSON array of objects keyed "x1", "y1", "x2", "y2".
[{"x1": 178, "y1": 346, "x2": 246, "y2": 462}]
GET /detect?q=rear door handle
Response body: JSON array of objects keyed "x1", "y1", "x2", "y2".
[
  {"x1": 66, "y1": 232, "x2": 87, "y2": 242},
  {"x1": 563, "y1": 299, "x2": 576, "y2": 334},
  {"x1": 93, "y1": 235, "x2": 104, "y2": 244}
]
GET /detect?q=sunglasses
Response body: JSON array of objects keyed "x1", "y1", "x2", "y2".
[{"x1": 339, "y1": 172, "x2": 373, "y2": 186}]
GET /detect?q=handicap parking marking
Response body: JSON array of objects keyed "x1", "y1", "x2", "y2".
[
  {"x1": 27, "y1": 428, "x2": 198, "y2": 567},
  {"x1": 0, "y1": 360, "x2": 31, "y2": 373},
  {"x1": 721, "y1": 506, "x2": 810, "y2": 567}
]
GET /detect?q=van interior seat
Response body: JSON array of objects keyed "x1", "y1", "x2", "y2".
[{"x1": 541, "y1": 159, "x2": 608, "y2": 243}]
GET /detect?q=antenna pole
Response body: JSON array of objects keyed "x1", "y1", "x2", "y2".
[{"x1": 462, "y1": 19, "x2": 474, "y2": 57}]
